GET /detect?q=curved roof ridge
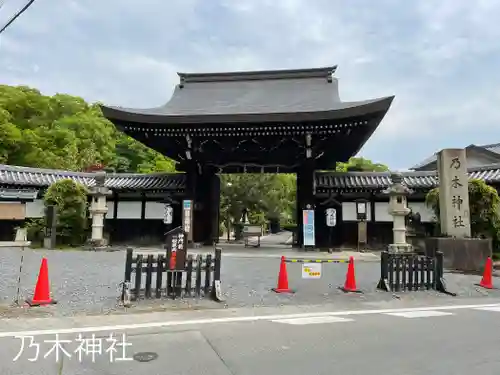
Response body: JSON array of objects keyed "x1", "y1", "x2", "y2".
[{"x1": 177, "y1": 66, "x2": 337, "y2": 84}]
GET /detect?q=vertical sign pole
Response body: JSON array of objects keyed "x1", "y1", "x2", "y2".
[{"x1": 182, "y1": 200, "x2": 193, "y2": 245}]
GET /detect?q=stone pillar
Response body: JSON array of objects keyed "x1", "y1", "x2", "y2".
[
  {"x1": 384, "y1": 172, "x2": 413, "y2": 252},
  {"x1": 437, "y1": 149, "x2": 471, "y2": 237},
  {"x1": 88, "y1": 171, "x2": 111, "y2": 247}
]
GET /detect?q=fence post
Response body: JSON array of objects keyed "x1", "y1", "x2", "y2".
[
  {"x1": 195, "y1": 255, "x2": 203, "y2": 297},
  {"x1": 122, "y1": 248, "x2": 133, "y2": 302},
  {"x1": 394, "y1": 255, "x2": 401, "y2": 292},
  {"x1": 133, "y1": 254, "x2": 143, "y2": 301},
  {"x1": 204, "y1": 254, "x2": 212, "y2": 296},
  {"x1": 435, "y1": 251, "x2": 456, "y2": 296},
  {"x1": 212, "y1": 247, "x2": 224, "y2": 302},
  {"x1": 185, "y1": 255, "x2": 194, "y2": 297},
  {"x1": 377, "y1": 251, "x2": 391, "y2": 291},
  {"x1": 145, "y1": 255, "x2": 154, "y2": 298},
  {"x1": 156, "y1": 254, "x2": 164, "y2": 298}
]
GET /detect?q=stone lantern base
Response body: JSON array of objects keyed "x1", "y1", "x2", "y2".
[{"x1": 387, "y1": 243, "x2": 414, "y2": 253}]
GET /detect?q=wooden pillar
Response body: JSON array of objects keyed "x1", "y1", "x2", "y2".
[
  {"x1": 296, "y1": 159, "x2": 316, "y2": 248},
  {"x1": 185, "y1": 164, "x2": 219, "y2": 245},
  {"x1": 210, "y1": 174, "x2": 221, "y2": 244}
]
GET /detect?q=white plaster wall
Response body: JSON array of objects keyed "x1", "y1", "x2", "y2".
[
  {"x1": 25, "y1": 199, "x2": 44, "y2": 218},
  {"x1": 342, "y1": 202, "x2": 372, "y2": 221},
  {"x1": 106, "y1": 201, "x2": 115, "y2": 219},
  {"x1": 145, "y1": 202, "x2": 164, "y2": 219},
  {"x1": 374, "y1": 202, "x2": 392, "y2": 222},
  {"x1": 116, "y1": 201, "x2": 142, "y2": 219}
]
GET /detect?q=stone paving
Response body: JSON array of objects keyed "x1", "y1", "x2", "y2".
[{"x1": 0, "y1": 246, "x2": 499, "y2": 318}]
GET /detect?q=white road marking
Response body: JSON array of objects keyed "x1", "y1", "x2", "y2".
[
  {"x1": 271, "y1": 316, "x2": 354, "y2": 325},
  {"x1": 473, "y1": 306, "x2": 500, "y2": 312},
  {"x1": 385, "y1": 310, "x2": 454, "y2": 318},
  {"x1": 0, "y1": 302, "x2": 498, "y2": 338}
]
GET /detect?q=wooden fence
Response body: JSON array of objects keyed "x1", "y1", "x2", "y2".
[
  {"x1": 121, "y1": 247, "x2": 222, "y2": 302},
  {"x1": 377, "y1": 251, "x2": 455, "y2": 295}
]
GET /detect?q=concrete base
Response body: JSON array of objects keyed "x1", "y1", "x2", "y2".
[{"x1": 423, "y1": 237, "x2": 492, "y2": 272}]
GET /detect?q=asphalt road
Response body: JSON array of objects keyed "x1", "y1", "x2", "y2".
[{"x1": 2, "y1": 299, "x2": 500, "y2": 374}]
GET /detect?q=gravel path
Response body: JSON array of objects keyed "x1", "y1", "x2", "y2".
[{"x1": 0, "y1": 247, "x2": 499, "y2": 318}]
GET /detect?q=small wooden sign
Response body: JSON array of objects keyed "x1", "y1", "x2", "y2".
[{"x1": 165, "y1": 227, "x2": 187, "y2": 270}]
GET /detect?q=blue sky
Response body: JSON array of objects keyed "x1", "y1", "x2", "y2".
[{"x1": 1, "y1": 0, "x2": 500, "y2": 170}]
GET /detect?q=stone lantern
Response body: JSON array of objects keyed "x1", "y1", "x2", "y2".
[
  {"x1": 383, "y1": 172, "x2": 413, "y2": 253},
  {"x1": 88, "y1": 171, "x2": 112, "y2": 247}
]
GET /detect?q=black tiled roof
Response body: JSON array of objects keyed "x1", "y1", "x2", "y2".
[
  {"x1": 1, "y1": 163, "x2": 499, "y2": 191},
  {"x1": 0, "y1": 165, "x2": 185, "y2": 190},
  {"x1": 100, "y1": 66, "x2": 394, "y2": 124},
  {"x1": 317, "y1": 163, "x2": 500, "y2": 190},
  {"x1": 411, "y1": 143, "x2": 500, "y2": 170}
]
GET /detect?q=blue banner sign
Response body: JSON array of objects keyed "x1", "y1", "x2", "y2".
[{"x1": 302, "y1": 209, "x2": 315, "y2": 247}]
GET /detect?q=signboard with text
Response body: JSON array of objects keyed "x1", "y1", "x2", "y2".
[
  {"x1": 165, "y1": 227, "x2": 187, "y2": 270},
  {"x1": 302, "y1": 209, "x2": 315, "y2": 247},
  {"x1": 325, "y1": 208, "x2": 336, "y2": 227},
  {"x1": 437, "y1": 149, "x2": 471, "y2": 237},
  {"x1": 182, "y1": 200, "x2": 193, "y2": 242},
  {"x1": 302, "y1": 263, "x2": 322, "y2": 279},
  {"x1": 163, "y1": 204, "x2": 173, "y2": 225}
]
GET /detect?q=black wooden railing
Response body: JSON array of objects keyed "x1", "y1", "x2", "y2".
[
  {"x1": 122, "y1": 247, "x2": 222, "y2": 302},
  {"x1": 377, "y1": 251, "x2": 454, "y2": 295}
]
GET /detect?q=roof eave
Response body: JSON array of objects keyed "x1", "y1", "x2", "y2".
[{"x1": 100, "y1": 96, "x2": 395, "y2": 125}]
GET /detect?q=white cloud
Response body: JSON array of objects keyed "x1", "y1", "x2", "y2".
[{"x1": 1, "y1": 0, "x2": 500, "y2": 168}]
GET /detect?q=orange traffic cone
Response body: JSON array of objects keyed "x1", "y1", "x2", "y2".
[
  {"x1": 477, "y1": 257, "x2": 495, "y2": 289},
  {"x1": 339, "y1": 256, "x2": 362, "y2": 293},
  {"x1": 272, "y1": 256, "x2": 294, "y2": 293},
  {"x1": 26, "y1": 258, "x2": 57, "y2": 306}
]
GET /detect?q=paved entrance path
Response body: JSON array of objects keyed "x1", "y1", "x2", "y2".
[{"x1": 0, "y1": 246, "x2": 498, "y2": 318}]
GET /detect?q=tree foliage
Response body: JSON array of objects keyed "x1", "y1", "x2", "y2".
[
  {"x1": 0, "y1": 85, "x2": 176, "y2": 173},
  {"x1": 44, "y1": 179, "x2": 89, "y2": 246},
  {"x1": 425, "y1": 179, "x2": 500, "y2": 250},
  {"x1": 336, "y1": 157, "x2": 390, "y2": 172}
]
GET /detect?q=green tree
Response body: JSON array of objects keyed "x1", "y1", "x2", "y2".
[
  {"x1": 44, "y1": 179, "x2": 89, "y2": 246},
  {"x1": 0, "y1": 84, "x2": 177, "y2": 173},
  {"x1": 336, "y1": 157, "x2": 390, "y2": 172},
  {"x1": 425, "y1": 179, "x2": 500, "y2": 251},
  {"x1": 220, "y1": 174, "x2": 296, "y2": 227}
]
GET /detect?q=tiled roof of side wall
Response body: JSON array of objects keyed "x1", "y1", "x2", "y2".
[
  {"x1": 0, "y1": 165, "x2": 185, "y2": 190},
  {"x1": 1, "y1": 163, "x2": 500, "y2": 190}
]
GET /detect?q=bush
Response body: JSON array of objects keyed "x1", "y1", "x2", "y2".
[
  {"x1": 23, "y1": 218, "x2": 45, "y2": 244},
  {"x1": 44, "y1": 179, "x2": 89, "y2": 246}
]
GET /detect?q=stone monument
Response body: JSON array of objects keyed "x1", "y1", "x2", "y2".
[
  {"x1": 422, "y1": 148, "x2": 492, "y2": 272},
  {"x1": 437, "y1": 149, "x2": 471, "y2": 237},
  {"x1": 384, "y1": 172, "x2": 413, "y2": 253},
  {"x1": 88, "y1": 171, "x2": 112, "y2": 247}
]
